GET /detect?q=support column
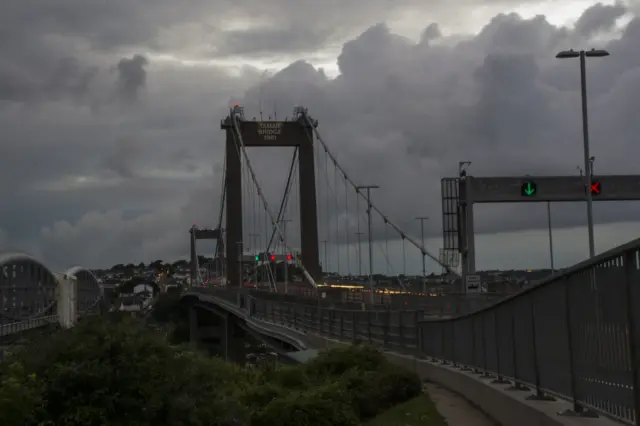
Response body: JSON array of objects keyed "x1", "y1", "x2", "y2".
[
  {"x1": 297, "y1": 117, "x2": 321, "y2": 279},
  {"x1": 224, "y1": 121, "x2": 243, "y2": 288}
]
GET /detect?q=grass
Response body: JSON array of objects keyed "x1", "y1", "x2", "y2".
[{"x1": 365, "y1": 393, "x2": 447, "y2": 426}]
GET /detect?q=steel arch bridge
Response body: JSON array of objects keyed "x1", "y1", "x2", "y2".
[{"x1": 0, "y1": 252, "x2": 102, "y2": 337}]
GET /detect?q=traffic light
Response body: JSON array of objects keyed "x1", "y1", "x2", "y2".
[
  {"x1": 255, "y1": 255, "x2": 259, "y2": 261},
  {"x1": 520, "y1": 181, "x2": 537, "y2": 197},
  {"x1": 286, "y1": 254, "x2": 292, "y2": 261},
  {"x1": 270, "y1": 255, "x2": 276, "y2": 261}
]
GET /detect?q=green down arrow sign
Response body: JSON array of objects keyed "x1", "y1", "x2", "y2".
[{"x1": 521, "y1": 181, "x2": 537, "y2": 197}]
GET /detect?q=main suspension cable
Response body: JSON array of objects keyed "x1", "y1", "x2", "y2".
[{"x1": 299, "y1": 109, "x2": 459, "y2": 277}]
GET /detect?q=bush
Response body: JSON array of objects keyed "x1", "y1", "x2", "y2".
[
  {"x1": 0, "y1": 317, "x2": 422, "y2": 426},
  {"x1": 0, "y1": 316, "x2": 248, "y2": 426},
  {"x1": 152, "y1": 293, "x2": 181, "y2": 323},
  {"x1": 250, "y1": 380, "x2": 360, "y2": 426},
  {"x1": 342, "y1": 366, "x2": 422, "y2": 419},
  {"x1": 304, "y1": 345, "x2": 387, "y2": 379}
]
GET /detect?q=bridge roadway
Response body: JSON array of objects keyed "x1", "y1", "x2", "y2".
[
  {"x1": 0, "y1": 252, "x2": 103, "y2": 339},
  {"x1": 185, "y1": 238, "x2": 640, "y2": 426}
]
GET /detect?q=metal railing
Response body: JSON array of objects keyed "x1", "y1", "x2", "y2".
[{"x1": 192, "y1": 239, "x2": 640, "y2": 425}]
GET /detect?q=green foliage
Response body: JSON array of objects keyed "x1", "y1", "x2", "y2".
[
  {"x1": 250, "y1": 381, "x2": 360, "y2": 426},
  {"x1": 304, "y1": 344, "x2": 387, "y2": 378},
  {"x1": 0, "y1": 362, "x2": 46, "y2": 425},
  {"x1": 0, "y1": 316, "x2": 424, "y2": 426},
  {"x1": 0, "y1": 316, "x2": 245, "y2": 426},
  {"x1": 151, "y1": 293, "x2": 181, "y2": 323}
]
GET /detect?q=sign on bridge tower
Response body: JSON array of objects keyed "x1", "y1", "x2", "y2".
[{"x1": 221, "y1": 111, "x2": 321, "y2": 287}]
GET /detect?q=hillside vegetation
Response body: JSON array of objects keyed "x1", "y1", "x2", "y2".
[{"x1": 0, "y1": 315, "x2": 425, "y2": 425}]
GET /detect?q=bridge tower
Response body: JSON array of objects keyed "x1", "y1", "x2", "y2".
[{"x1": 221, "y1": 110, "x2": 321, "y2": 288}]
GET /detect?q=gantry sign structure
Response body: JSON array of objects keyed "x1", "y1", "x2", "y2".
[
  {"x1": 441, "y1": 174, "x2": 640, "y2": 277},
  {"x1": 221, "y1": 110, "x2": 321, "y2": 288}
]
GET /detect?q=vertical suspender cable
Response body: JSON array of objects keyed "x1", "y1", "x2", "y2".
[
  {"x1": 345, "y1": 177, "x2": 350, "y2": 275},
  {"x1": 300, "y1": 111, "x2": 458, "y2": 277}
]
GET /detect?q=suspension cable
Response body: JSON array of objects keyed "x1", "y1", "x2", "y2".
[
  {"x1": 300, "y1": 110, "x2": 458, "y2": 276},
  {"x1": 344, "y1": 175, "x2": 350, "y2": 276},
  {"x1": 266, "y1": 147, "x2": 298, "y2": 253},
  {"x1": 402, "y1": 237, "x2": 406, "y2": 276},
  {"x1": 384, "y1": 220, "x2": 389, "y2": 275},
  {"x1": 230, "y1": 111, "x2": 317, "y2": 288},
  {"x1": 215, "y1": 150, "x2": 227, "y2": 271},
  {"x1": 324, "y1": 148, "x2": 331, "y2": 273},
  {"x1": 334, "y1": 160, "x2": 340, "y2": 274},
  {"x1": 356, "y1": 194, "x2": 361, "y2": 276}
]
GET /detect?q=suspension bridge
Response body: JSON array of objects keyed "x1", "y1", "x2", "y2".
[
  {"x1": 3, "y1": 104, "x2": 640, "y2": 425},
  {"x1": 189, "y1": 105, "x2": 456, "y2": 297}
]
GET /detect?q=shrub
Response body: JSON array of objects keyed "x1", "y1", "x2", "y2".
[
  {"x1": 304, "y1": 345, "x2": 387, "y2": 379},
  {"x1": 1, "y1": 316, "x2": 246, "y2": 426},
  {"x1": 250, "y1": 380, "x2": 360, "y2": 426},
  {"x1": 340, "y1": 365, "x2": 422, "y2": 419},
  {"x1": 152, "y1": 293, "x2": 181, "y2": 322}
]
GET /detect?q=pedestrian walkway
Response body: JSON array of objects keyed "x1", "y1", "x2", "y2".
[{"x1": 424, "y1": 382, "x2": 500, "y2": 426}]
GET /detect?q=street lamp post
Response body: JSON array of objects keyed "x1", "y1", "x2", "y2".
[
  {"x1": 415, "y1": 216, "x2": 429, "y2": 293},
  {"x1": 355, "y1": 232, "x2": 364, "y2": 276},
  {"x1": 556, "y1": 48, "x2": 609, "y2": 259},
  {"x1": 357, "y1": 185, "x2": 379, "y2": 304}
]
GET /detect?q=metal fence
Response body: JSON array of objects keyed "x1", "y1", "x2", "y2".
[{"x1": 195, "y1": 239, "x2": 640, "y2": 425}]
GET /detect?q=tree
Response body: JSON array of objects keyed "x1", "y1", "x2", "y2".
[
  {"x1": 0, "y1": 317, "x2": 247, "y2": 426},
  {"x1": 1, "y1": 318, "x2": 423, "y2": 426}
]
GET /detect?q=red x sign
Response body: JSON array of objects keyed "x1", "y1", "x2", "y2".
[{"x1": 590, "y1": 181, "x2": 601, "y2": 195}]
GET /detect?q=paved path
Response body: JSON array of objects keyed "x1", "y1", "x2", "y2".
[{"x1": 424, "y1": 382, "x2": 500, "y2": 426}]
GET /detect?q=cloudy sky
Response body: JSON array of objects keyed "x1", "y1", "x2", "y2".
[{"x1": 2, "y1": 0, "x2": 640, "y2": 274}]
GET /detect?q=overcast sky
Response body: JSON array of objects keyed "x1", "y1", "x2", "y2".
[{"x1": 1, "y1": 0, "x2": 640, "y2": 274}]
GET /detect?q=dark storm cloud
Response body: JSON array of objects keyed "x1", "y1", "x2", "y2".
[
  {"x1": 116, "y1": 55, "x2": 149, "y2": 102},
  {"x1": 3, "y1": 1, "x2": 640, "y2": 270},
  {"x1": 236, "y1": 4, "x2": 639, "y2": 243},
  {"x1": 574, "y1": 2, "x2": 627, "y2": 37}
]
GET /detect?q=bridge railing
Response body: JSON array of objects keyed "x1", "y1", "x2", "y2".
[
  {"x1": 418, "y1": 238, "x2": 640, "y2": 424},
  {"x1": 248, "y1": 297, "x2": 422, "y2": 355},
  {"x1": 197, "y1": 237, "x2": 640, "y2": 424}
]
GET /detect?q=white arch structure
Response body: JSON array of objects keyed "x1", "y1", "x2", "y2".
[{"x1": 0, "y1": 252, "x2": 102, "y2": 337}]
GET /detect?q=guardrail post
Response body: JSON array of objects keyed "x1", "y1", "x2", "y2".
[
  {"x1": 624, "y1": 249, "x2": 640, "y2": 425},
  {"x1": 491, "y1": 310, "x2": 510, "y2": 384},
  {"x1": 340, "y1": 311, "x2": 344, "y2": 338},
  {"x1": 559, "y1": 275, "x2": 598, "y2": 418},
  {"x1": 319, "y1": 307, "x2": 323, "y2": 334},
  {"x1": 507, "y1": 302, "x2": 528, "y2": 391},
  {"x1": 367, "y1": 311, "x2": 372, "y2": 343},
  {"x1": 525, "y1": 293, "x2": 553, "y2": 400},
  {"x1": 478, "y1": 313, "x2": 490, "y2": 377}
]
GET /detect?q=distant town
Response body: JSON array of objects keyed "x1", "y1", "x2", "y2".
[{"x1": 92, "y1": 255, "x2": 558, "y2": 313}]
